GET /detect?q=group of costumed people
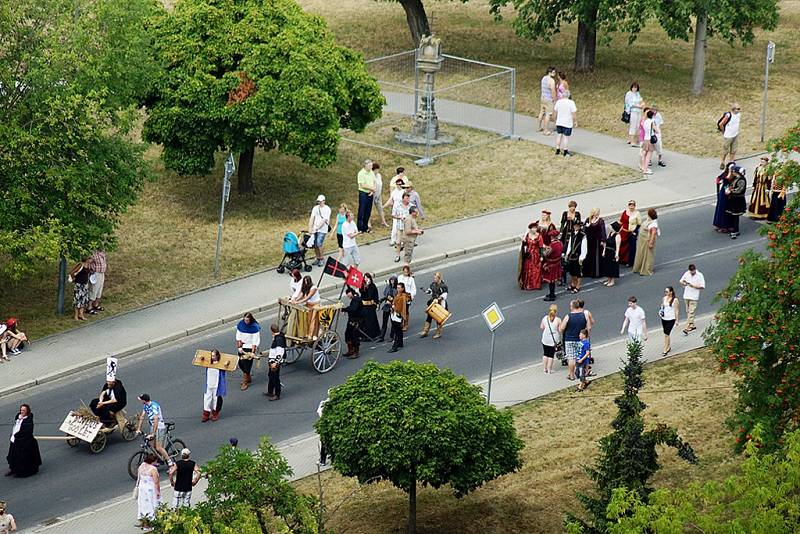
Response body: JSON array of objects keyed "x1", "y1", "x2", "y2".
[
  {"x1": 714, "y1": 157, "x2": 786, "y2": 235},
  {"x1": 519, "y1": 201, "x2": 659, "y2": 297}
]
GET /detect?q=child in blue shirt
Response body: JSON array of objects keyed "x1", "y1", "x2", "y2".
[{"x1": 576, "y1": 329, "x2": 591, "y2": 391}]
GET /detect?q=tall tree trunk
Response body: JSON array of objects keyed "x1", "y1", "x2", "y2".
[
  {"x1": 691, "y1": 11, "x2": 708, "y2": 96},
  {"x1": 56, "y1": 256, "x2": 67, "y2": 315},
  {"x1": 407, "y1": 463, "x2": 417, "y2": 534},
  {"x1": 574, "y1": 3, "x2": 598, "y2": 72},
  {"x1": 400, "y1": 0, "x2": 430, "y2": 47},
  {"x1": 237, "y1": 145, "x2": 255, "y2": 195}
]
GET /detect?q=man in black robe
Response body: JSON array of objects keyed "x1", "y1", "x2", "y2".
[
  {"x1": 89, "y1": 379, "x2": 128, "y2": 424},
  {"x1": 342, "y1": 287, "x2": 363, "y2": 359},
  {"x1": 6, "y1": 404, "x2": 42, "y2": 478}
]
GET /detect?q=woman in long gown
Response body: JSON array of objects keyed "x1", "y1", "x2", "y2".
[
  {"x1": 6, "y1": 404, "x2": 41, "y2": 478},
  {"x1": 767, "y1": 179, "x2": 787, "y2": 223},
  {"x1": 618, "y1": 200, "x2": 641, "y2": 267},
  {"x1": 135, "y1": 454, "x2": 160, "y2": 528},
  {"x1": 360, "y1": 273, "x2": 381, "y2": 340},
  {"x1": 713, "y1": 162, "x2": 736, "y2": 232},
  {"x1": 633, "y1": 208, "x2": 660, "y2": 276},
  {"x1": 583, "y1": 208, "x2": 606, "y2": 279},
  {"x1": 748, "y1": 156, "x2": 772, "y2": 219},
  {"x1": 538, "y1": 210, "x2": 558, "y2": 245},
  {"x1": 602, "y1": 222, "x2": 622, "y2": 287},
  {"x1": 518, "y1": 223, "x2": 543, "y2": 290},
  {"x1": 559, "y1": 201, "x2": 582, "y2": 285}
]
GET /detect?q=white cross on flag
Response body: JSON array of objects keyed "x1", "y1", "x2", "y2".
[{"x1": 346, "y1": 266, "x2": 364, "y2": 289}]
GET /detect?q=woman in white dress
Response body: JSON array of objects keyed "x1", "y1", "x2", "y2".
[
  {"x1": 624, "y1": 82, "x2": 643, "y2": 146},
  {"x1": 135, "y1": 454, "x2": 160, "y2": 530}
]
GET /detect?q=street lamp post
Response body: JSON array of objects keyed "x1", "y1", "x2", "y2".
[
  {"x1": 760, "y1": 41, "x2": 776, "y2": 143},
  {"x1": 213, "y1": 153, "x2": 235, "y2": 279}
]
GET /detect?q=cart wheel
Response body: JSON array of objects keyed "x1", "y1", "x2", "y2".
[
  {"x1": 283, "y1": 344, "x2": 305, "y2": 365},
  {"x1": 312, "y1": 331, "x2": 340, "y2": 373},
  {"x1": 121, "y1": 418, "x2": 137, "y2": 442},
  {"x1": 304, "y1": 264, "x2": 313, "y2": 272},
  {"x1": 66, "y1": 437, "x2": 79, "y2": 447},
  {"x1": 90, "y1": 432, "x2": 107, "y2": 454},
  {"x1": 277, "y1": 265, "x2": 286, "y2": 274}
]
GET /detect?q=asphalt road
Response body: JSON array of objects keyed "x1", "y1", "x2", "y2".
[{"x1": 0, "y1": 199, "x2": 768, "y2": 528}]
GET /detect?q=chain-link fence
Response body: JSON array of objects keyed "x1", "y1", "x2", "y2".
[{"x1": 342, "y1": 50, "x2": 517, "y2": 165}]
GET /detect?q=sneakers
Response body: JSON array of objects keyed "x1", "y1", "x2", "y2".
[
  {"x1": 563, "y1": 150, "x2": 571, "y2": 158},
  {"x1": 555, "y1": 148, "x2": 561, "y2": 155},
  {"x1": 9, "y1": 348, "x2": 21, "y2": 356},
  {"x1": 730, "y1": 232, "x2": 739, "y2": 240},
  {"x1": 394, "y1": 256, "x2": 401, "y2": 262},
  {"x1": 643, "y1": 169, "x2": 653, "y2": 175},
  {"x1": 658, "y1": 161, "x2": 667, "y2": 167}
]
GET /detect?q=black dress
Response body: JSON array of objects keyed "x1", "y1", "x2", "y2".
[
  {"x1": 343, "y1": 294, "x2": 363, "y2": 347},
  {"x1": 767, "y1": 190, "x2": 787, "y2": 222},
  {"x1": 601, "y1": 232, "x2": 620, "y2": 279},
  {"x1": 583, "y1": 218, "x2": 606, "y2": 278},
  {"x1": 7, "y1": 413, "x2": 42, "y2": 477},
  {"x1": 360, "y1": 283, "x2": 381, "y2": 340}
]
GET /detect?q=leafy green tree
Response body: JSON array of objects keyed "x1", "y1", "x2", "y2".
[
  {"x1": 142, "y1": 0, "x2": 384, "y2": 194},
  {"x1": 603, "y1": 428, "x2": 800, "y2": 533},
  {"x1": 316, "y1": 360, "x2": 524, "y2": 534},
  {"x1": 567, "y1": 341, "x2": 697, "y2": 533},
  {"x1": 0, "y1": 0, "x2": 157, "y2": 278},
  {"x1": 488, "y1": 0, "x2": 650, "y2": 71},
  {"x1": 152, "y1": 438, "x2": 319, "y2": 533},
  {"x1": 654, "y1": 0, "x2": 779, "y2": 95},
  {"x1": 704, "y1": 124, "x2": 800, "y2": 454}
]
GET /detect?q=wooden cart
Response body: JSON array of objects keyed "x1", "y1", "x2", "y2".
[
  {"x1": 58, "y1": 409, "x2": 137, "y2": 454},
  {"x1": 275, "y1": 297, "x2": 343, "y2": 373}
]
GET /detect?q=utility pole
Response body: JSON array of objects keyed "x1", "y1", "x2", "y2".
[{"x1": 760, "y1": 41, "x2": 776, "y2": 143}]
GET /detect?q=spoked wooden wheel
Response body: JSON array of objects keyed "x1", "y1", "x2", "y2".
[
  {"x1": 121, "y1": 418, "x2": 138, "y2": 441},
  {"x1": 283, "y1": 344, "x2": 305, "y2": 365},
  {"x1": 66, "y1": 436, "x2": 79, "y2": 447},
  {"x1": 89, "y1": 432, "x2": 107, "y2": 454},
  {"x1": 312, "y1": 331, "x2": 340, "y2": 373}
]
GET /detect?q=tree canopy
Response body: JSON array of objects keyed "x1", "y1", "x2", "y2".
[
  {"x1": 704, "y1": 124, "x2": 800, "y2": 453},
  {"x1": 0, "y1": 0, "x2": 157, "y2": 277},
  {"x1": 568, "y1": 341, "x2": 697, "y2": 533},
  {"x1": 316, "y1": 360, "x2": 523, "y2": 533},
  {"x1": 152, "y1": 438, "x2": 318, "y2": 533},
  {"x1": 142, "y1": 0, "x2": 384, "y2": 194}
]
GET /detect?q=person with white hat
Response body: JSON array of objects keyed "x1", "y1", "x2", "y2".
[
  {"x1": 308, "y1": 194, "x2": 332, "y2": 267},
  {"x1": 168, "y1": 448, "x2": 201, "y2": 508}
]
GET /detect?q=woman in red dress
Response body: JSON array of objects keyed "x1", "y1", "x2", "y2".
[
  {"x1": 518, "y1": 223, "x2": 543, "y2": 290},
  {"x1": 618, "y1": 200, "x2": 642, "y2": 267}
]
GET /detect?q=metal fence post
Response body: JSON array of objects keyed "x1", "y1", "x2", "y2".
[{"x1": 510, "y1": 68, "x2": 517, "y2": 138}]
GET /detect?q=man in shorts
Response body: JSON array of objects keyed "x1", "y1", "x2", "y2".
[
  {"x1": 538, "y1": 66, "x2": 557, "y2": 135},
  {"x1": 720, "y1": 103, "x2": 741, "y2": 169},
  {"x1": 308, "y1": 195, "x2": 332, "y2": 267},
  {"x1": 553, "y1": 90, "x2": 577, "y2": 158},
  {"x1": 135, "y1": 393, "x2": 172, "y2": 466},
  {"x1": 340, "y1": 211, "x2": 361, "y2": 268},
  {"x1": 169, "y1": 448, "x2": 200, "y2": 508}
]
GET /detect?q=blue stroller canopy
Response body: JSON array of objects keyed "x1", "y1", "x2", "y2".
[{"x1": 283, "y1": 232, "x2": 302, "y2": 254}]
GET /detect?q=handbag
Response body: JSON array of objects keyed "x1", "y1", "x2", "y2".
[
  {"x1": 649, "y1": 122, "x2": 657, "y2": 145},
  {"x1": 621, "y1": 111, "x2": 631, "y2": 123},
  {"x1": 546, "y1": 319, "x2": 565, "y2": 362}
]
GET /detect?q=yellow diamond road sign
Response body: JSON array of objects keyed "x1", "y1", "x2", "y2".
[{"x1": 481, "y1": 302, "x2": 505, "y2": 332}]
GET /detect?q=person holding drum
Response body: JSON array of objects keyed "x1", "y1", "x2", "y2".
[{"x1": 420, "y1": 272, "x2": 449, "y2": 340}]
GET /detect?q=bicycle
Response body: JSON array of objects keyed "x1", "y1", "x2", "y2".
[{"x1": 126, "y1": 422, "x2": 186, "y2": 480}]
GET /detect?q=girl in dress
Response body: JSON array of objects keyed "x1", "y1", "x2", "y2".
[
  {"x1": 69, "y1": 258, "x2": 91, "y2": 321},
  {"x1": 748, "y1": 156, "x2": 771, "y2": 219},
  {"x1": 518, "y1": 223, "x2": 543, "y2": 290},
  {"x1": 559, "y1": 201, "x2": 582, "y2": 285},
  {"x1": 713, "y1": 162, "x2": 736, "y2": 232},
  {"x1": 556, "y1": 71, "x2": 569, "y2": 100},
  {"x1": 292, "y1": 276, "x2": 321, "y2": 339},
  {"x1": 633, "y1": 208, "x2": 659, "y2": 276},
  {"x1": 538, "y1": 209, "x2": 558, "y2": 245},
  {"x1": 602, "y1": 222, "x2": 622, "y2": 287},
  {"x1": 583, "y1": 208, "x2": 606, "y2": 279},
  {"x1": 360, "y1": 273, "x2": 381, "y2": 340},
  {"x1": 378, "y1": 276, "x2": 398, "y2": 342},
  {"x1": 135, "y1": 454, "x2": 160, "y2": 531},
  {"x1": 767, "y1": 175, "x2": 787, "y2": 223}
]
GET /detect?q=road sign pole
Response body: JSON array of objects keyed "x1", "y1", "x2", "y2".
[
  {"x1": 760, "y1": 41, "x2": 775, "y2": 143},
  {"x1": 486, "y1": 330, "x2": 496, "y2": 405},
  {"x1": 213, "y1": 153, "x2": 235, "y2": 279}
]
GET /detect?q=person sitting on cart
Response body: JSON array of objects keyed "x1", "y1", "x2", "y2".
[
  {"x1": 89, "y1": 378, "x2": 127, "y2": 426},
  {"x1": 342, "y1": 287, "x2": 363, "y2": 359}
]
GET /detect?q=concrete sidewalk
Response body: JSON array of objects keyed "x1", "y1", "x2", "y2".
[
  {"x1": 0, "y1": 95, "x2": 759, "y2": 399},
  {"x1": 24, "y1": 313, "x2": 713, "y2": 533}
]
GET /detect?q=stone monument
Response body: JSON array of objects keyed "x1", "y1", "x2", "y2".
[{"x1": 395, "y1": 35, "x2": 454, "y2": 150}]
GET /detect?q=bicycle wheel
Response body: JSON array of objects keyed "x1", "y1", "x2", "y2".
[
  {"x1": 168, "y1": 439, "x2": 186, "y2": 462},
  {"x1": 127, "y1": 450, "x2": 145, "y2": 480}
]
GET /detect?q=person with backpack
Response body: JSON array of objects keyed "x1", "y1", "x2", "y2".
[{"x1": 718, "y1": 103, "x2": 741, "y2": 170}]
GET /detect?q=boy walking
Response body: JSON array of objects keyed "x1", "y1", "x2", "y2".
[{"x1": 576, "y1": 329, "x2": 591, "y2": 391}]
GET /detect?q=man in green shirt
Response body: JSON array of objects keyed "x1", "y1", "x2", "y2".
[{"x1": 356, "y1": 159, "x2": 375, "y2": 232}]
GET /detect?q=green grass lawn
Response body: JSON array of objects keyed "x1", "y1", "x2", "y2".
[
  {"x1": 294, "y1": 348, "x2": 740, "y2": 533},
  {"x1": 300, "y1": 0, "x2": 800, "y2": 159}
]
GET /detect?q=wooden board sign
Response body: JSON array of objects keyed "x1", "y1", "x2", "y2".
[
  {"x1": 60, "y1": 412, "x2": 103, "y2": 443},
  {"x1": 192, "y1": 350, "x2": 239, "y2": 370}
]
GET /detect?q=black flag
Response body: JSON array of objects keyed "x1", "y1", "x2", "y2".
[{"x1": 323, "y1": 256, "x2": 348, "y2": 279}]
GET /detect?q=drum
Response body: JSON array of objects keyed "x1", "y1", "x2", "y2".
[{"x1": 425, "y1": 301, "x2": 451, "y2": 325}]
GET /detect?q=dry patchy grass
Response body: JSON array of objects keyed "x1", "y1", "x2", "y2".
[
  {"x1": 295, "y1": 348, "x2": 740, "y2": 533},
  {"x1": 5, "y1": 129, "x2": 632, "y2": 338},
  {"x1": 300, "y1": 0, "x2": 800, "y2": 158}
]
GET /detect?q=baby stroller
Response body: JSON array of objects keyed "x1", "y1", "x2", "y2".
[{"x1": 276, "y1": 231, "x2": 313, "y2": 273}]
